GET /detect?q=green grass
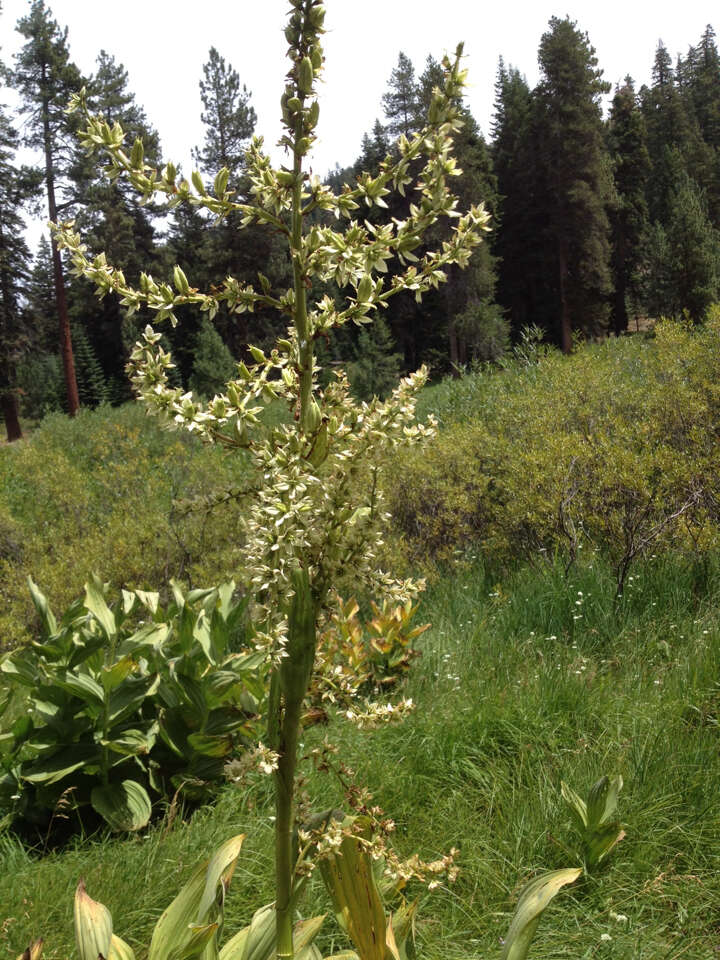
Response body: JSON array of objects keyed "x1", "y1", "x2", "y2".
[
  {"x1": 2, "y1": 343, "x2": 719, "y2": 959},
  {"x1": 2, "y1": 552, "x2": 718, "y2": 959}
]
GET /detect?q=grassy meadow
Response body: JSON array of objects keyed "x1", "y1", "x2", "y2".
[{"x1": 1, "y1": 332, "x2": 719, "y2": 959}]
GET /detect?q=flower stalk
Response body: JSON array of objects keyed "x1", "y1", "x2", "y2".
[{"x1": 51, "y1": 2, "x2": 489, "y2": 956}]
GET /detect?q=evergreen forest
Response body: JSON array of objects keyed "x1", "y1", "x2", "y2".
[{"x1": 2, "y1": 3, "x2": 720, "y2": 438}]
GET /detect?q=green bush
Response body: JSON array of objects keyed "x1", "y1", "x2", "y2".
[
  {"x1": 0, "y1": 403, "x2": 246, "y2": 650},
  {"x1": 0, "y1": 577, "x2": 264, "y2": 834},
  {"x1": 392, "y1": 316, "x2": 720, "y2": 588}
]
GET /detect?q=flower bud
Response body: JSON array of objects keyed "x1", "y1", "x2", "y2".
[{"x1": 298, "y1": 57, "x2": 314, "y2": 95}]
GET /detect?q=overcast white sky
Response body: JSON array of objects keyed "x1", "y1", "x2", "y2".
[{"x1": 1, "y1": 0, "x2": 715, "y2": 246}]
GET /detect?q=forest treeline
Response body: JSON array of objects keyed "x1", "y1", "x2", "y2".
[{"x1": 1, "y1": 1, "x2": 720, "y2": 440}]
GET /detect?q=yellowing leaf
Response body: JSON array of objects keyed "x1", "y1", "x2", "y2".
[
  {"x1": 74, "y1": 881, "x2": 113, "y2": 960},
  {"x1": 501, "y1": 868, "x2": 582, "y2": 960}
]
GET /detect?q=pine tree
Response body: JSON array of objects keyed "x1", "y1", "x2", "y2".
[
  {"x1": 13, "y1": 0, "x2": 83, "y2": 415},
  {"x1": 491, "y1": 60, "x2": 546, "y2": 335},
  {"x1": 166, "y1": 46, "x2": 286, "y2": 363},
  {"x1": 607, "y1": 77, "x2": 650, "y2": 333},
  {"x1": 0, "y1": 104, "x2": 39, "y2": 440},
  {"x1": 416, "y1": 54, "x2": 445, "y2": 118},
  {"x1": 348, "y1": 316, "x2": 402, "y2": 401},
  {"x1": 534, "y1": 16, "x2": 615, "y2": 350},
  {"x1": 688, "y1": 26, "x2": 720, "y2": 150},
  {"x1": 368, "y1": 53, "x2": 502, "y2": 372},
  {"x1": 356, "y1": 119, "x2": 389, "y2": 175},
  {"x1": 68, "y1": 50, "x2": 161, "y2": 387},
  {"x1": 428, "y1": 73, "x2": 503, "y2": 366},
  {"x1": 189, "y1": 318, "x2": 237, "y2": 398},
  {"x1": 70, "y1": 322, "x2": 107, "y2": 407},
  {"x1": 381, "y1": 52, "x2": 421, "y2": 139},
  {"x1": 16, "y1": 232, "x2": 66, "y2": 418},
  {"x1": 664, "y1": 172, "x2": 720, "y2": 320},
  {"x1": 193, "y1": 46, "x2": 256, "y2": 181},
  {"x1": 640, "y1": 41, "x2": 702, "y2": 223},
  {"x1": 680, "y1": 26, "x2": 720, "y2": 221}
]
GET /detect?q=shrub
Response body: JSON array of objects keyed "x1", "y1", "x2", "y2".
[
  {"x1": 391, "y1": 317, "x2": 720, "y2": 589},
  {"x1": 0, "y1": 403, "x2": 244, "y2": 650}
]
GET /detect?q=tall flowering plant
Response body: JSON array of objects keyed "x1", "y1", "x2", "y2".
[{"x1": 53, "y1": 3, "x2": 489, "y2": 956}]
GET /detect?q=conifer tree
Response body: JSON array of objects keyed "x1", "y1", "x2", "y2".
[
  {"x1": 0, "y1": 105, "x2": 39, "y2": 440},
  {"x1": 372, "y1": 52, "x2": 502, "y2": 371},
  {"x1": 356, "y1": 119, "x2": 389, "y2": 175},
  {"x1": 534, "y1": 16, "x2": 615, "y2": 350},
  {"x1": 681, "y1": 26, "x2": 720, "y2": 221},
  {"x1": 189, "y1": 318, "x2": 237, "y2": 398},
  {"x1": 688, "y1": 26, "x2": 720, "y2": 150},
  {"x1": 68, "y1": 50, "x2": 161, "y2": 387},
  {"x1": 430, "y1": 79, "x2": 502, "y2": 367},
  {"x1": 348, "y1": 316, "x2": 402, "y2": 400},
  {"x1": 664, "y1": 172, "x2": 720, "y2": 320},
  {"x1": 607, "y1": 77, "x2": 650, "y2": 333},
  {"x1": 24, "y1": 234, "x2": 58, "y2": 354},
  {"x1": 640, "y1": 41, "x2": 703, "y2": 224},
  {"x1": 382, "y1": 51, "x2": 421, "y2": 139},
  {"x1": 491, "y1": 60, "x2": 545, "y2": 334},
  {"x1": 13, "y1": 0, "x2": 83, "y2": 415},
  {"x1": 193, "y1": 46, "x2": 256, "y2": 181},
  {"x1": 15, "y1": 234, "x2": 66, "y2": 417},
  {"x1": 70, "y1": 322, "x2": 107, "y2": 407},
  {"x1": 175, "y1": 47, "x2": 287, "y2": 360}
]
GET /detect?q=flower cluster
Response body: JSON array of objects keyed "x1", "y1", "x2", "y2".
[{"x1": 52, "y1": 31, "x2": 487, "y2": 674}]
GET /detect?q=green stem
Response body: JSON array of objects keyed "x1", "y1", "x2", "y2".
[
  {"x1": 274, "y1": 561, "x2": 317, "y2": 959},
  {"x1": 292, "y1": 109, "x2": 313, "y2": 434},
  {"x1": 275, "y1": 7, "x2": 321, "y2": 955},
  {"x1": 274, "y1": 693, "x2": 303, "y2": 960},
  {"x1": 101, "y1": 704, "x2": 110, "y2": 787},
  {"x1": 275, "y1": 54, "x2": 314, "y2": 960}
]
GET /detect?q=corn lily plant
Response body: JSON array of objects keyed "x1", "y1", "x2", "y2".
[{"x1": 52, "y1": 1, "x2": 489, "y2": 957}]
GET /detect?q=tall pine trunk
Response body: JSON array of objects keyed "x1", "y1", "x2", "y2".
[
  {"x1": 612, "y1": 228, "x2": 629, "y2": 335},
  {"x1": 0, "y1": 219, "x2": 23, "y2": 441},
  {"x1": 2, "y1": 390, "x2": 22, "y2": 442},
  {"x1": 41, "y1": 73, "x2": 79, "y2": 416}
]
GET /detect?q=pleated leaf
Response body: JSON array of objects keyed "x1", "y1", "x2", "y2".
[
  {"x1": 148, "y1": 835, "x2": 244, "y2": 960},
  {"x1": 319, "y1": 827, "x2": 387, "y2": 960},
  {"x1": 91, "y1": 780, "x2": 152, "y2": 832},
  {"x1": 501, "y1": 868, "x2": 582, "y2": 960},
  {"x1": 109, "y1": 934, "x2": 137, "y2": 960},
  {"x1": 74, "y1": 881, "x2": 113, "y2": 960},
  {"x1": 218, "y1": 925, "x2": 250, "y2": 960}
]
